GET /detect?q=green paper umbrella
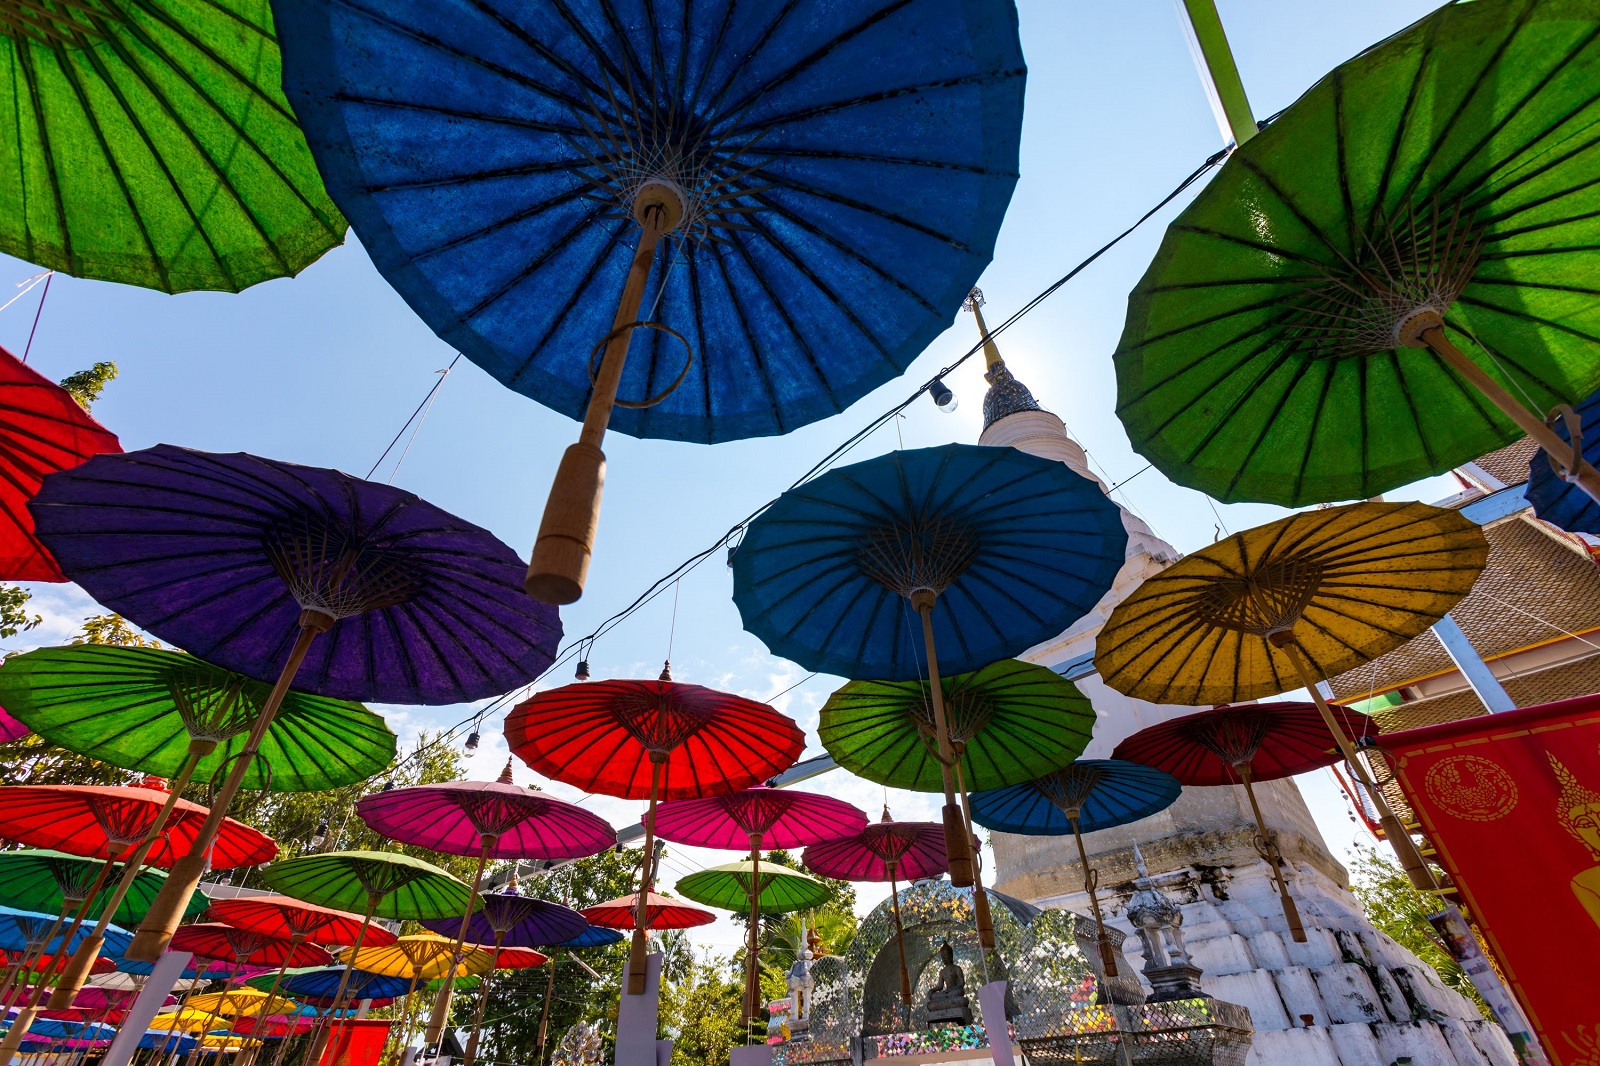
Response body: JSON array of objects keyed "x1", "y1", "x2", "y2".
[
  {"x1": 674, "y1": 861, "x2": 830, "y2": 915},
  {"x1": 819, "y1": 659, "x2": 1096, "y2": 793},
  {"x1": 0, "y1": 0, "x2": 346, "y2": 292},
  {"x1": 259, "y1": 852, "x2": 473, "y2": 923},
  {"x1": 0, "y1": 849, "x2": 208, "y2": 925},
  {"x1": 259, "y1": 851, "x2": 475, "y2": 1022},
  {"x1": 1115, "y1": 0, "x2": 1600, "y2": 507},
  {"x1": 0, "y1": 646, "x2": 396, "y2": 792}
]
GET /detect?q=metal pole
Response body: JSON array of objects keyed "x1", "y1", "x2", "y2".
[
  {"x1": 1431, "y1": 614, "x2": 1516, "y2": 713},
  {"x1": 1178, "y1": 0, "x2": 1257, "y2": 146}
]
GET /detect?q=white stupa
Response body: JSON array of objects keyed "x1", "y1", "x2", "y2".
[{"x1": 963, "y1": 290, "x2": 1516, "y2": 1066}]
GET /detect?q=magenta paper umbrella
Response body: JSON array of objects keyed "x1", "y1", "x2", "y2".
[
  {"x1": 802, "y1": 811, "x2": 948, "y2": 1007},
  {"x1": 0, "y1": 707, "x2": 28, "y2": 743},
  {"x1": 355, "y1": 760, "x2": 614, "y2": 1044},
  {"x1": 655, "y1": 788, "x2": 866, "y2": 1022}
]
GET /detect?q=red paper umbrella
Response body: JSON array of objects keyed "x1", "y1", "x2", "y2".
[
  {"x1": 579, "y1": 893, "x2": 715, "y2": 931},
  {"x1": 355, "y1": 760, "x2": 611, "y2": 1044},
  {"x1": 1112, "y1": 702, "x2": 1376, "y2": 944},
  {"x1": 655, "y1": 787, "x2": 865, "y2": 1023},
  {"x1": 6, "y1": 955, "x2": 114, "y2": 977},
  {"x1": 205, "y1": 895, "x2": 396, "y2": 949},
  {"x1": 482, "y1": 946, "x2": 547, "y2": 970},
  {"x1": 232, "y1": 1014, "x2": 314, "y2": 1038},
  {"x1": 0, "y1": 345, "x2": 121, "y2": 582},
  {"x1": 507, "y1": 676, "x2": 802, "y2": 992},
  {"x1": 204, "y1": 894, "x2": 396, "y2": 1035},
  {"x1": 169, "y1": 924, "x2": 332, "y2": 969},
  {"x1": 0, "y1": 780, "x2": 277, "y2": 869},
  {"x1": 802, "y1": 811, "x2": 948, "y2": 1007}
]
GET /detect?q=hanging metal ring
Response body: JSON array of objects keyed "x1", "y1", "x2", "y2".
[{"x1": 588, "y1": 321, "x2": 694, "y2": 409}]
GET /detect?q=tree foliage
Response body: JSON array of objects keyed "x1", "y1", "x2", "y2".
[
  {"x1": 1348, "y1": 845, "x2": 1488, "y2": 1016},
  {"x1": 58, "y1": 361, "x2": 118, "y2": 410},
  {"x1": 0, "y1": 585, "x2": 40, "y2": 640},
  {"x1": 0, "y1": 613, "x2": 159, "y2": 786},
  {"x1": 666, "y1": 959, "x2": 744, "y2": 1066}
]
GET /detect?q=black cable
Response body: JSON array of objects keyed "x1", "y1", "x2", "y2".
[
  {"x1": 380, "y1": 149, "x2": 1225, "y2": 779},
  {"x1": 367, "y1": 353, "x2": 462, "y2": 479}
]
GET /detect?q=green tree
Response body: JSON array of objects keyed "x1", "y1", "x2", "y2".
[
  {"x1": 71, "y1": 613, "x2": 158, "y2": 647},
  {"x1": 58, "y1": 362, "x2": 118, "y2": 410},
  {"x1": 0, "y1": 613, "x2": 162, "y2": 786},
  {"x1": 668, "y1": 958, "x2": 744, "y2": 1066},
  {"x1": 1348, "y1": 845, "x2": 1488, "y2": 1016},
  {"x1": 0, "y1": 585, "x2": 40, "y2": 640}
]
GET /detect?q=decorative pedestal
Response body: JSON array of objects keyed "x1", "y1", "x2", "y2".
[{"x1": 1015, "y1": 999, "x2": 1253, "y2": 1066}]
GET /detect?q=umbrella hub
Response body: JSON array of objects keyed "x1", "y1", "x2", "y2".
[
  {"x1": 1193, "y1": 555, "x2": 1324, "y2": 635},
  {"x1": 261, "y1": 516, "x2": 424, "y2": 619},
  {"x1": 911, "y1": 687, "x2": 995, "y2": 745},
  {"x1": 1039, "y1": 765, "x2": 1104, "y2": 814},
  {"x1": 614, "y1": 688, "x2": 713, "y2": 753},
  {"x1": 453, "y1": 792, "x2": 552, "y2": 839},
  {"x1": 857, "y1": 517, "x2": 979, "y2": 598},
  {"x1": 1184, "y1": 711, "x2": 1271, "y2": 767},
  {"x1": 1280, "y1": 196, "x2": 1482, "y2": 360},
  {"x1": 49, "y1": 858, "x2": 102, "y2": 905},
  {"x1": 347, "y1": 858, "x2": 430, "y2": 899},
  {"x1": 166, "y1": 668, "x2": 257, "y2": 744},
  {"x1": 0, "y1": 0, "x2": 118, "y2": 48},
  {"x1": 570, "y1": 81, "x2": 766, "y2": 248}
]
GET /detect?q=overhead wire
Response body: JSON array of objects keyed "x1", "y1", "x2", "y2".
[{"x1": 379, "y1": 147, "x2": 1228, "y2": 781}]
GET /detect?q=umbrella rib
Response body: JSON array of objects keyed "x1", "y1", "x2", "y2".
[
  {"x1": 703, "y1": 244, "x2": 792, "y2": 434},
  {"x1": 723, "y1": 233, "x2": 847, "y2": 404},
  {"x1": 13, "y1": 38, "x2": 76, "y2": 267}
]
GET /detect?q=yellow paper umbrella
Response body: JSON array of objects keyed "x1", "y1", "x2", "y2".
[
  {"x1": 185, "y1": 989, "x2": 299, "y2": 1018},
  {"x1": 1095, "y1": 500, "x2": 1487, "y2": 887},
  {"x1": 337, "y1": 934, "x2": 495, "y2": 982},
  {"x1": 148, "y1": 1010, "x2": 219, "y2": 1033}
]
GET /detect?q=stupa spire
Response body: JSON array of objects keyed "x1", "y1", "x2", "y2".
[{"x1": 964, "y1": 288, "x2": 1041, "y2": 430}]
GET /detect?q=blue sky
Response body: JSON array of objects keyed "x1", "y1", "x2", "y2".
[{"x1": 0, "y1": 0, "x2": 1450, "y2": 953}]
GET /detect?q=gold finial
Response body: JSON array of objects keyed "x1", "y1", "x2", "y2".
[{"x1": 963, "y1": 287, "x2": 1003, "y2": 370}]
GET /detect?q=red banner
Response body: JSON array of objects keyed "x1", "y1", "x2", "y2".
[
  {"x1": 1383, "y1": 693, "x2": 1600, "y2": 1065},
  {"x1": 316, "y1": 1020, "x2": 392, "y2": 1066}
]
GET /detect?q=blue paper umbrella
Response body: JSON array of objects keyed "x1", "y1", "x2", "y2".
[
  {"x1": 0, "y1": 905, "x2": 112, "y2": 957},
  {"x1": 733, "y1": 443, "x2": 1126, "y2": 887},
  {"x1": 558, "y1": 927, "x2": 624, "y2": 950},
  {"x1": 1528, "y1": 388, "x2": 1600, "y2": 535},
  {"x1": 277, "y1": 967, "x2": 410, "y2": 1003},
  {"x1": 970, "y1": 760, "x2": 1179, "y2": 977},
  {"x1": 273, "y1": 0, "x2": 1026, "y2": 604}
]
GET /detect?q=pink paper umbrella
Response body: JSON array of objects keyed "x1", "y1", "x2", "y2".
[
  {"x1": 355, "y1": 760, "x2": 615, "y2": 1045},
  {"x1": 655, "y1": 788, "x2": 866, "y2": 1022},
  {"x1": 802, "y1": 810, "x2": 948, "y2": 1007}
]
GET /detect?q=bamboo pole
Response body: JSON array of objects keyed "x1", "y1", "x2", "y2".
[
  {"x1": 462, "y1": 937, "x2": 502, "y2": 1066},
  {"x1": 911, "y1": 590, "x2": 973, "y2": 888},
  {"x1": 953, "y1": 761, "x2": 995, "y2": 950},
  {"x1": 887, "y1": 864, "x2": 911, "y2": 1008},
  {"x1": 1272, "y1": 633, "x2": 1437, "y2": 892},
  {"x1": 425, "y1": 839, "x2": 495, "y2": 1044},
  {"x1": 742, "y1": 836, "x2": 763, "y2": 1025},
  {"x1": 527, "y1": 185, "x2": 681, "y2": 605},
  {"x1": 1067, "y1": 816, "x2": 1117, "y2": 978},
  {"x1": 1413, "y1": 316, "x2": 1600, "y2": 504},
  {"x1": 129, "y1": 616, "x2": 333, "y2": 961},
  {"x1": 53, "y1": 748, "x2": 210, "y2": 1007},
  {"x1": 1235, "y1": 765, "x2": 1306, "y2": 942},
  {"x1": 627, "y1": 758, "x2": 665, "y2": 995}
]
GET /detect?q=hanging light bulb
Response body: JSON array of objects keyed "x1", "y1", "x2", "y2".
[
  {"x1": 575, "y1": 659, "x2": 591, "y2": 681},
  {"x1": 464, "y1": 730, "x2": 481, "y2": 753},
  {"x1": 381, "y1": 779, "x2": 396, "y2": 792},
  {"x1": 310, "y1": 820, "x2": 329, "y2": 850},
  {"x1": 929, "y1": 378, "x2": 958, "y2": 412}
]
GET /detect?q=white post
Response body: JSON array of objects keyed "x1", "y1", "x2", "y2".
[
  {"x1": 977, "y1": 982, "x2": 1014, "y2": 1066},
  {"x1": 100, "y1": 952, "x2": 193, "y2": 1066},
  {"x1": 615, "y1": 954, "x2": 667, "y2": 1066}
]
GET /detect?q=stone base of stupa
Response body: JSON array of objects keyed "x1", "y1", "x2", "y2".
[{"x1": 1002, "y1": 834, "x2": 1517, "y2": 1066}]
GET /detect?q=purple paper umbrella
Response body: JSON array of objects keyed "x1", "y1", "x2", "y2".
[
  {"x1": 654, "y1": 787, "x2": 865, "y2": 1021},
  {"x1": 28, "y1": 445, "x2": 563, "y2": 964},
  {"x1": 357, "y1": 760, "x2": 612, "y2": 1044},
  {"x1": 420, "y1": 886, "x2": 588, "y2": 1066}
]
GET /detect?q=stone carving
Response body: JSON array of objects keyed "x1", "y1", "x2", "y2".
[
  {"x1": 551, "y1": 1022, "x2": 603, "y2": 1066},
  {"x1": 923, "y1": 941, "x2": 972, "y2": 1025},
  {"x1": 1124, "y1": 843, "x2": 1206, "y2": 1002}
]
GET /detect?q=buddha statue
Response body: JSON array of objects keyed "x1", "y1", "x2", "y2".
[{"x1": 923, "y1": 940, "x2": 972, "y2": 1025}]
